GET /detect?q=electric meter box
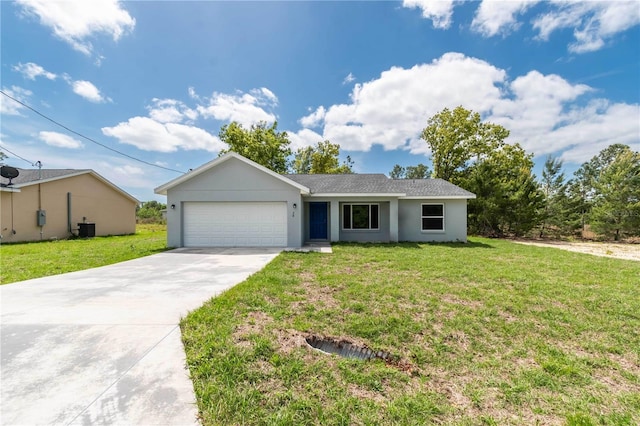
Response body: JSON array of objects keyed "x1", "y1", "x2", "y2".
[{"x1": 37, "y1": 210, "x2": 46, "y2": 226}]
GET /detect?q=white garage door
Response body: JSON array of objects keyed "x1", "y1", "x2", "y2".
[{"x1": 183, "y1": 202, "x2": 287, "y2": 247}]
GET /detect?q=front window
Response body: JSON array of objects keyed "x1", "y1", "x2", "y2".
[
  {"x1": 422, "y1": 204, "x2": 444, "y2": 231},
  {"x1": 343, "y1": 204, "x2": 379, "y2": 230}
]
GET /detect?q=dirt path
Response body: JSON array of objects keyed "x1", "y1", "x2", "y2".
[{"x1": 511, "y1": 239, "x2": 640, "y2": 262}]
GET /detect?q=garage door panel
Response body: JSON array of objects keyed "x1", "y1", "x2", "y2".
[{"x1": 183, "y1": 202, "x2": 287, "y2": 247}]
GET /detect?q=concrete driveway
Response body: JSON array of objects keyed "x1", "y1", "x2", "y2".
[{"x1": 1, "y1": 247, "x2": 281, "y2": 425}]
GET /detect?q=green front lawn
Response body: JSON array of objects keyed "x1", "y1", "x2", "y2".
[
  {"x1": 181, "y1": 238, "x2": 640, "y2": 425},
  {"x1": 0, "y1": 224, "x2": 167, "y2": 284}
]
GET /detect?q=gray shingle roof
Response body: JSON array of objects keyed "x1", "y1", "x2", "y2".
[
  {"x1": 285, "y1": 174, "x2": 392, "y2": 193},
  {"x1": 0, "y1": 168, "x2": 87, "y2": 186},
  {"x1": 285, "y1": 174, "x2": 475, "y2": 198}
]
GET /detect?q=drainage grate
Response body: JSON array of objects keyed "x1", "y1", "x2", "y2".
[{"x1": 305, "y1": 335, "x2": 391, "y2": 361}]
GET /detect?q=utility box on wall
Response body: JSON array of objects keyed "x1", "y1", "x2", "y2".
[{"x1": 37, "y1": 210, "x2": 46, "y2": 226}]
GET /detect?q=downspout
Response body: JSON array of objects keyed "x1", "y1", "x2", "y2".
[
  {"x1": 39, "y1": 183, "x2": 43, "y2": 240},
  {"x1": 36, "y1": 160, "x2": 44, "y2": 240},
  {"x1": 67, "y1": 192, "x2": 72, "y2": 235}
]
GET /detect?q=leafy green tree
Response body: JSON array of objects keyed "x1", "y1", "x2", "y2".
[
  {"x1": 389, "y1": 164, "x2": 405, "y2": 179},
  {"x1": 421, "y1": 106, "x2": 508, "y2": 182},
  {"x1": 568, "y1": 144, "x2": 638, "y2": 238},
  {"x1": 406, "y1": 164, "x2": 431, "y2": 179},
  {"x1": 464, "y1": 143, "x2": 543, "y2": 236},
  {"x1": 219, "y1": 121, "x2": 291, "y2": 173},
  {"x1": 590, "y1": 149, "x2": 640, "y2": 240},
  {"x1": 538, "y1": 156, "x2": 574, "y2": 237},
  {"x1": 292, "y1": 146, "x2": 314, "y2": 174},
  {"x1": 137, "y1": 200, "x2": 167, "y2": 222},
  {"x1": 291, "y1": 141, "x2": 353, "y2": 174},
  {"x1": 421, "y1": 106, "x2": 540, "y2": 237},
  {"x1": 389, "y1": 163, "x2": 431, "y2": 179}
]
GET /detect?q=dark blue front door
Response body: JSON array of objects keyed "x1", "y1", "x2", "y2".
[{"x1": 309, "y1": 202, "x2": 328, "y2": 240}]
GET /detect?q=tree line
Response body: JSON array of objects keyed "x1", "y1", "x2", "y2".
[{"x1": 393, "y1": 106, "x2": 639, "y2": 241}]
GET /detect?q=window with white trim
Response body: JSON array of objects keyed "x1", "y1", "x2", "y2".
[
  {"x1": 343, "y1": 204, "x2": 379, "y2": 230},
  {"x1": 421, "y1": 204, "x2": 444, "y2": 231}
]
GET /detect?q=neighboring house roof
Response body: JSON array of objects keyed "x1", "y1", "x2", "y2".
[
  {"x1": 0, "y1": 168, "x2": 139, "y2": 203},
  {"x1": 285, "y1": 174, "x2": 476, "y2": 199},
  {"x1": 154, "y1": 152, "x2": 310, "y2": 195}
]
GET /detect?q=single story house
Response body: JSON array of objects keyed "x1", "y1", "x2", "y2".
[
  {"x1": 1, "y1": 168, "x2": 138, "y2": 242},
  {"x1": 155, "y1": 152, "x2": 476, "y2": 248}
]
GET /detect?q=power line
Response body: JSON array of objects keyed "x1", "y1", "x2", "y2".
[
  {"x1": 0, "y1": 144, "x2": 35, "y2": 166},
  {"x1": 0, "y1": 90, "x2": 186, "y2": 174}
]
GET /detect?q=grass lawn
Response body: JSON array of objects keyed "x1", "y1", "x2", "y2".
[
  {"x1": 0, "y1": 224, "x2": 167, "y2": 284},
  {"x1": 181, "y1": 238, "x2": 640, "y2": 425}
]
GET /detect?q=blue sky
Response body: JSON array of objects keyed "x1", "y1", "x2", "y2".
[{"x1": 1, "y1": 0, "x2": 639, "y2": 202}]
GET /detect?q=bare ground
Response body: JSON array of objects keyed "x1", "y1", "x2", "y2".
[{"x1": 511, "y1": 239, "x2": 640, "y2": 262}]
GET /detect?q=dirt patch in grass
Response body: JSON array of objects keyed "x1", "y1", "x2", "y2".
[{"x1": 512, "y1": 239, "x2": 640, "y2": 261}]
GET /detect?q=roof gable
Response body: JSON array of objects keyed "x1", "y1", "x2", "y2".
[{"x1": 154, "y1": 152, "x2": 310, "y2": 195}]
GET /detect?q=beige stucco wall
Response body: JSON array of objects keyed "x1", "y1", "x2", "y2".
[{"x1": 0, "y1": 173, "x2": 137, "y2": 243}]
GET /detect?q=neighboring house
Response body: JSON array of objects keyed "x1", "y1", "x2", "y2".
[
  {"x1": 1, "y1": 168, "x2": 138, "y2": 242},
  {"x1": 155, "y1": 152, "x2": 476, "y2": 248}
]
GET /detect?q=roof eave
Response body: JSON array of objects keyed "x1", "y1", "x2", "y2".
[
  {"x1": 399, "y1": 195, "x2": 476, "y2": 200},
  {"x1": 306, "y1": 192, "x2": 406, "y2": 197}
]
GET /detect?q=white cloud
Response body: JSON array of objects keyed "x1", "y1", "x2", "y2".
[
  {"x1": 38, "y1": 131, "x2": 84, "y2": 149},
  {"x1": 402, "y1": 0, "x2": 459, "y2": 29},
  {"x1": 288, "y1": 128, "x2": 324, "y2": 151},
  {"x1": 301, "y1": 53, "x2": 507, "y2": 152},
  {"x1": 343, "y1": 72, "x2": 356, "y2": 85},
  {"x1": 258, "y1": 87, "x2": 278, "y2": 104},
  {"x1": 72, "y1": 80, "x2": 108, "y2": 103},
  {"x1": 471, "y1": 0, "x2": 536, "y2": 37},
  {"x1": 113, "y1": 164, "x2": 144, "y2": 175},
  {"x1": 197, "y1": 88, "x2": 278, "y2": 127},
  {"x1": 16, "y1": 0, "x2": 135, "y2": 56},
  {"x1": 13, "y1": 62, "x2": 57, "y2": 80},
  {"x1": 0, "y1": 86, "x2": 33, "y2": 115},
  {"x1": 533, "y1": 1, "x2": 640, "y2": 53},
  {"x1": 405, "y1": 1, "x2": 640, "y2": 53},
  {"x1": 102, "y1": 117, "x2": 224, "y2": 153},
  {"x1": 293, "y1": 52, "x2": 639, "y2": 165},
  {"x1": 147, "y1": 98, "x2": 198, "y2": 124},
  {"x1": 299, "y1": 106, "x2": 326, "y2": 128}
]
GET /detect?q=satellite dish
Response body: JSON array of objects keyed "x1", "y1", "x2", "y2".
[{"x1": 0, "y1": 166, "x2": 19, "y2": 186}]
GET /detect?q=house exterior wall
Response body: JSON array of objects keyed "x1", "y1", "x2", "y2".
[
  {"x1": 398, "y1": 198, "x2": 468, "y2": 242},
  {"x1": 0, "y1": 174, "x2": 137, "y2": 243},
  {"x1": 165, "y1": 157, "x2": 303, "y2": 247}
]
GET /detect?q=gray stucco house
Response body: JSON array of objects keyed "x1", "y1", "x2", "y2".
[{"x1": 154, "y1": 152, "x2": 476, "y2": 248}]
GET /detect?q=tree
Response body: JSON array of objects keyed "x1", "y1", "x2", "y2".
[
  {"x1": 0, "y1": 151, "x2": 6, "y2": 163},
  {"x1": 538, "y1": 156, "x2": 574, "y2": 237},
  {"x1": 291, "y1": 141, "x2": 353, "y2": 174},
  {"x1": 590, "y1": 149, "x2": 640, "y2": 240},
  {"x1": 421, "y1": 106, "x2": 508, "y2": 183},
  {"x1": 389, "y1": 164, "x2": 405, "y2": 179},
  {"x1": 420, "y1": 106, "x2": 541, "y2": 237},
  {"x1": 389, "y1": 163, "x2": 431, "y2": 179},
  {"x1": 568, "y1": 144, "x2": 638, "y2": 238},
  {"x1": 463, "y1": 143, "x2": 543, "y2": 237},
  {"x1": 406, "y1": 164, "x2": 431, "y2": 179},
  {"x1": 219, "y1": 121, "x2": 291, "y2": 173},
  {"x1": 137, "y1": 200, "x2": 167, "y2": 223}
]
